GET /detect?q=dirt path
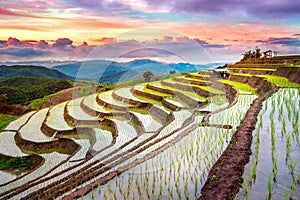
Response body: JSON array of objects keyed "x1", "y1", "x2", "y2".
[{"x1": 199, "y1": 86, "x2": 279, "y2": 200}]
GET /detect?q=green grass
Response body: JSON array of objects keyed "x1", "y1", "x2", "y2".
[
  {"x1": 190, "y1": 84, "x2": 225, "y2": 94},
  {"x1": 219, "y1": 79, "x2": 256, "y2": 94},
  {"x1": 28, "y1": 93, "x2": 57, "y2": 110},
  {"x1": 256, "y1": 75, "x2": 300, "y2": 88},
  {"x1": 143, "y1": 87, "x2": 170, "y2": 97},
  {"x1": 149, "y1": 82, "x2": 207, "y2": 102},
  {"x1": 228, "y1": 73, "x2": 299, "y2": 87},
  {"x1": 189, "y1": 72, "x2": 210, "y2": 78},
  {"x1": 0, "y1": 114, "x2": 18, "y2": 130},
  {"x1": 164, "y1": 79, "x2": 225, "y2": 94}
]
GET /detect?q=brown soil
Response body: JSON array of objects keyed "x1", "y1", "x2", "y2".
[
  {"x1": 0, "y1": 104, "x2": 30, "y2": 116},
  {"x1": 199, "y1": 86, "x2": 279, "y2": 200},
  {"x1": 41, "y1": 87, "x2": 83, "y2": 108}
]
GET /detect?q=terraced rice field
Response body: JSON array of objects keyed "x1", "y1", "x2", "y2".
[{"x1": 0, "y1": 67, "x2": 299, "y2": 199}]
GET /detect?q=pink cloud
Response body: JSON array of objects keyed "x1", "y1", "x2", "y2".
[
  {"x1": 7, "y1": 37, "x2": 22, "y2": 46},
  {"x1": 52, "y1": 38, "x2": 73, "y2": 48}
]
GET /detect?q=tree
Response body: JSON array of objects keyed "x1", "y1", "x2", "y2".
[
  {"x1": 169, "y1": 70, "x2": 176, "y2": 74},
  {"x1": 143, "y1": 71, "x2": 154, "y2": 82},
  {"x1": 241, "y1": 46, "x2": 262, "y2": 61},
  {"x1": 0, "y1": 94, "x2": 7, "y2": 102},
  {"x1": 254, "y1": 46, "x2": 262, "y2": 59}
]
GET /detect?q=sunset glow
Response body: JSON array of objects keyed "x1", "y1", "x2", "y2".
[{"x1": 0, "y1": 0, "x2": 299, "y2": 62}]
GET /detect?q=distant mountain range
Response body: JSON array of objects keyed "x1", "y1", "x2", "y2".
[
  {"x1": 0, "y1": 59, "x2": 226, "y2": 83},
  {"x1": 0, "y1": 65, "x2": 72, "y2": 80},
  {"x1": 52, "y1": 59, "x2": 226, "y2": 83}
]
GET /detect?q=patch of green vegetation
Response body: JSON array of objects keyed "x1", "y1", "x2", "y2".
[
  {"x1": 0, "y1": 156, "x2": 31, "y2": 170},
  {"x1": 130, "y1": 108, "x2": 149, "y2": 115},
  {"x1": 167, "y1": 96, "x2": 189, "y2": 107},
  {"x1": 160, "y1": 73, "x2": 183, "y2": 80},
  {"x1": 210, "y1": 95, "x2": 227, "y2": 105},
  {"x1": 115, "y1": 79, "x2": 145, "y2": 88},
  {"x1": 66, "y1": 79, "x2": 75, "y2": 85},
  {"x1": 191, "y1": 84, "x2": 225, "y2": 94},
  {"x1": 78, "y1": 86, "x2": 93, "y2": 96},
  {"x1": 143, "y1": 87, "x2": 170, "y2": 97},
  {"x1": 28, "y1": 93, "x2": 57, "y2": 110},
  {"x1": 0, "y1": 77, "x2": 72, "y2": 105},
  {"x1": 228, "y1": 68, "x2": 276, "y2": 71},
  {"x1": 219, "y1": 79, "x2": 257, "y2": 95},
  {"x1": 0, "y1": 115, "x2": 18, "y2": 130},
  {"x1": 256, "y1": 75, "x2": 300, "y2": 88},
  {"x1": 132, "y1": 93, "x2": 162, "y2": 106},
  {"x1": 153, "y1": 82, "x2": 207, "y2": 102},
  {"x1": 182, "y1": 77, "x2": 208, "y2": 82},
  {"x1": 73, "y1": 80, "x2": 98, "y2": 87},
  {"x1": 228, "y1": 72, "x2": 253, "y2": 77},
  {"x1": 285, "y1": 64, "x2": 300, "y2": 67},
  {"x1": 189, "y1": 72, "x2": 210, "y2": 77}
]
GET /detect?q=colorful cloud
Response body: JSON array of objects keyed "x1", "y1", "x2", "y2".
[{"x1": 0, "y1": 0, "x2": 299, "y2": 62}]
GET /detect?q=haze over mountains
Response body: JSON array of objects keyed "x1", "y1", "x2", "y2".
[
  {"x1": 0, "y1": 59, "x2": 226, "y2": 83},
  {"x1": 52, "y1": 59, "x2": 225, "y2": 83}
]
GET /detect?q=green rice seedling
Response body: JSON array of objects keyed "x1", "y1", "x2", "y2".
[
  {"x1": 184, "y1": 191, "x2": 191, "y2": 200},
  {"x1": 267, "y1": 174, "x2": 272, "y2": 199},
  {"x1": 146, "y1": 183, "x2": 151, "y2": 199},
  {"x1": 259, "y1": 112, "x2": 263, "y2": 128},
  {"x1": 282, "y1": 117, "x2": 287, "y2": 136},
  {"x1": 290, "y1": 159, "x2": 297, "y2": 176},
  {"x1": 184, "y1": 177, "x2": 189, "y2": 192},
  {"x1": 90, "y1": 187, "x2": 94, "y2": 200},
  {"x1": 137, "y1": 179, "x2": 142, "y2": 196},
  {"x1": 165, "y1": 169, "x2": 168, "y2": 185},
  {"x1": 160, "y1": 170, "x2": 163, "y2": 180},
  {"x1": 168, "y1": 188, "x2": 173, "y2": 200},
  {"x1": 287, "y1": 104, "x2": 292, "y2": 121},
  {"x1": 271, "y1": 127, "x2": 276, "y2": 161},
  {"x1": 290, "y1": 182, "x2": 296, "y2": 199},
  {"x1": 119, "y1": 183, "x2": 124, "y2": 195},
  {"x1": 252, "y1": 159, "x2": 257, "y2": 181},
  {"x1": 284, "y1": 189, "x2": 288, "y2": 200},
  {"x1": 273, "y1": 154, "x2": 278, "y2": 182},
  {"x1": 194, "y1": 178, "x2": 198, "y2": 198},
  {"x1": 248, "y1": 170, "x2": 253, "y2": 184},
  {"x1": 158, "y1": 181, "x2": 163, "y2": 200},
  {"x1": 113, "y1": 189, "x2": 117, "y2": 200},
  {"x1": 286, "y1": 134, "x2": 291, "y2": 161},
  {"x1": 279, "y1": 104, "x2": 284, "y2": 120},
  {"x1": 104, "y1": 190, "x2": 108, "y2": 200},
  {"x1": 152, "y1": 173, "x2": 156, "y2": 194},
  {"x1": 243, "y1": 182, "x2": 249, "y2": 200},
  {"x1": 176, "y1": 186, "x2": 182, "y2": 200},
  {"x1": 108, "y1": 181, "x2": 111, "y2": 192}
]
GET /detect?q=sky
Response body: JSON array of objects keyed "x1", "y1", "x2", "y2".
[{"x1": 0, "y1": 0, "x2": 299, "y2": 63}]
